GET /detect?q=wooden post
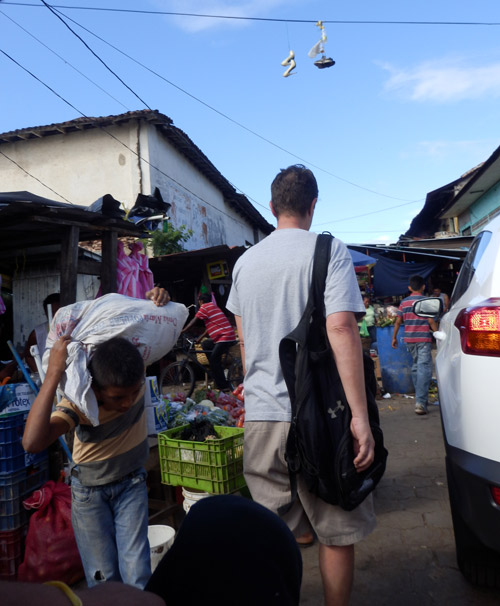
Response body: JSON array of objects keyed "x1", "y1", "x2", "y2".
[
  {"x1": 60, "y1": 225, "x2": 79, "y2": 306},
  {"x1": 101, "y1": 231, "x2": 118, "y2": 294}
]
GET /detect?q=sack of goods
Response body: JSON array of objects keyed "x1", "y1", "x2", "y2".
[{"x1": 43, "y1": 293, "x2": 188, "y2": 426}]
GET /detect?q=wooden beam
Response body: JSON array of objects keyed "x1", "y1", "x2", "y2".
[
  {"x1": 101, "y1": 231, "x2": 117, "y2": 294},
  {"x1": 60, "y1": 225, "x2": 79, "y2": 306}
]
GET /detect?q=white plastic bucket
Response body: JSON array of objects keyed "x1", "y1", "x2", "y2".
[
  {"x1": 181, "y1": 487, "x2": 211, "y2": 513},
  {"x1": 148, "y1": 525, "x2": 176, "y2": 572}
]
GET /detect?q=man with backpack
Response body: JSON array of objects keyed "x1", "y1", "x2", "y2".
[{"x1": 227, "y1": 165, "x2": 376, "y2": 606}]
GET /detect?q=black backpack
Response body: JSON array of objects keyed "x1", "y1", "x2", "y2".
[{"x1": 278, "y1": 234, "x2": 388, "y2": 513}]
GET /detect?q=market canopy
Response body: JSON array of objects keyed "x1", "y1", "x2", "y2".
[
  {"x1": 371, "y1": 256, "x2": 437, "y2": 297},
  {"x1": 347, "y1": 248, "x2": 378, "y2": 272}
]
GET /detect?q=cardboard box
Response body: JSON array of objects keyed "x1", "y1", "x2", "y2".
[
  {"x1": 146, "y1": 401, "x2": 169, "y2": 436},
  {"x1": 0, "y1": 383, "x2": 36, "y2": 417},
  {"x1": 145, "y1": 376, "x2": 161, "y2": 408}
]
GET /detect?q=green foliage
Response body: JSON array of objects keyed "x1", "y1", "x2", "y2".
[{"x1": 142, "y1": 223, "x2": 193, "y2": 256}]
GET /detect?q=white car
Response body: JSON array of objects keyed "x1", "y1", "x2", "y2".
[{"x1": 415, "y1": 213, "x2": 500, "y2": 587}]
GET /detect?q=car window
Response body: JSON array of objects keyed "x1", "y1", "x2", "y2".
[{"x1": 450, "y1": 230, "x2": 492, "y2": 306}]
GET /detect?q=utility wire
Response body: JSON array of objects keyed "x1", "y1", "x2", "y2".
[
  {"x1": 2, "y1": 3, "x2": 500, "y2": 26},
  {"x1": 40, "y1": 0, "x2": 150, "y2": 110},
  {"x1": 52, "y1": 6, "x2": 417, "y2": 204},
  {"x1": 0, "y1": 46, "x2": 266, "y2": 227},
  {"x1": 0, "y1": 148, "x2": 72, "y2": 202},
  {"x1": 312, "y1": 199, "x2": 423, "y2": 227},
  {"x1": 0, "y1": 9, "x2": 130, "y2": 110}
]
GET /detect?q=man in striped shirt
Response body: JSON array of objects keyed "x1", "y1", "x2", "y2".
[
  {"x1": 392, "y1": 275, "x2": 438, "y2": 415},
  {"x1": 182, "y1": 292, "x2": 236, "y2": 391}
]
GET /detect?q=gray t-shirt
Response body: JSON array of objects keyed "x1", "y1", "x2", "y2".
[{"x1": 226, "y1": 229, "x2": 365, "y2": 422}]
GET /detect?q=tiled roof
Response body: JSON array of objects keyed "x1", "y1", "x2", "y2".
[{"x1": 0, "y1": 110, "x2": 273, "y2": 234}]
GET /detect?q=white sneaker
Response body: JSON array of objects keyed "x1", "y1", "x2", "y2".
[{"x1": 415, "y1": 403, "x2": 428, "y2": 415}]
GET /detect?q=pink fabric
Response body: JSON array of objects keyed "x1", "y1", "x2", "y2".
[
  {"x1": 129, "y1": 241, "x2": 154, "y2": 296},
  {"x1": 96, "y1": 241, "x2": 154, "y2": 299}
]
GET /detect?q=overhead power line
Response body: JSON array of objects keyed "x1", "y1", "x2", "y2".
[
  {"x1": 49, "y1": 5, "x2": 418, "y2": 204},
  {"x1": 0, "y1": 47, "x2": 269, "y2": 227},
  {"x1": 1, "y1": 3, "x2": 500, "y2": 26},
  {"x1": 0, "y1": 10, "x2": 130, "y2": 110},
  {"x1": 312, "y1": 199, "x2": 423, "y2": 227},
  {"x1": 40, "y1": 0, "x2": 150, "y2": 110},
  {"x1": 0, "y1": 148, "x2": 72, "y2": 202}
]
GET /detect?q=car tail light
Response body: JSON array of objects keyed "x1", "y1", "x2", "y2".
[
  {"x1": 491, "y1": 486, "x2": 500, "y2": 506},
  {"x1": 454, "y1": 298, "x2": 500, "y2": 357}
]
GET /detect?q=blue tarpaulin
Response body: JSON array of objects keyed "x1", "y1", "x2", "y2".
[
  {"x1": 348, "y1": 249, "x2": 378, "y2": 267},
  {"x1": 371, "y1": 255, "x2": 437, "y2": 297}
]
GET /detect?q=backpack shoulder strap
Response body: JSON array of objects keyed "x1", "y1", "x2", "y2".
[{"x1": 311, "y1": 233, "x2": 333, "y2": 318}]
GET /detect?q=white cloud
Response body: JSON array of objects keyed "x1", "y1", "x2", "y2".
[
  {"x1": 379, "y1": 58, "x2": 500, "y2": 102},
  {"x1": 151, "y1": 0, "x2": 303, "y2": 33},
  {"x1": 412, "y1": 139, "x2": 497, "y2": 161},
  {"x1": 374, "y1": 235, "x2": 392, "y2": 243}
]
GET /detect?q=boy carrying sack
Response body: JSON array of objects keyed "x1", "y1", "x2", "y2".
[{"x1": 22, "y1": 288, "x2": 177, "y2": 589}]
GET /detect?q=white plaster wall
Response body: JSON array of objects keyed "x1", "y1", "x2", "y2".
[
  {"x1": 143, "y1": 125, "x2": 265, "y2": 249},
  {"x1": 0, "y1": 124, "x2": 142, "y2": 211},
  {"x1": 0, "y1": 120, "x2": 267, "y2": 247},
  {"x1": 12, "y1": 271, "x2": 99, "y2": 350}
]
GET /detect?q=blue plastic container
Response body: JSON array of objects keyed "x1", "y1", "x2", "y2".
[{"x1": 376, "y1": 326, "x2": 414, "y2": 394}]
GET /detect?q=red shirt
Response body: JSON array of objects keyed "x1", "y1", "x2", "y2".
[
  {"x1": 397, "y1": 294, "x2": 432, "y2": 343},
  {"x1": 195, "y1": 302, "x2": 236, "y2": 343}
]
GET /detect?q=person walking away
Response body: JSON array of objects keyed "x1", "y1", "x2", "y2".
[
  {"x1": 392, "y1": 275, "x2": 438, "y2": 415},
  {"x1": 22, "y1": 288, "x2": 169, "y2": 589},
  {"x1": 182, "y1": 293, "x2": 236, "y2": 391},
  {"x1": 226, "y1": 165, "x2": 376, "y2": 606}
]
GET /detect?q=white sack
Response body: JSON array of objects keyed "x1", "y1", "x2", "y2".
[{"x1": 43, "y1": 293, "x2": 188, "y2": 426}]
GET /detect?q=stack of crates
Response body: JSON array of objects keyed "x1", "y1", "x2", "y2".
[{"x1": 0, "y1": 411, "x2": 49, "y2": 580}]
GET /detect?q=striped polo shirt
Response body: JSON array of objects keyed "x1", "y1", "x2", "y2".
[
  {"x1": 195, "y1": 302, "x2": 236, "y2": 343},
  {"x1": 51, "y1": 392, "x2": 148, "y2": 486},
  {"x1": 397, "y1": 294, "x2": 432, "y2": 343}
]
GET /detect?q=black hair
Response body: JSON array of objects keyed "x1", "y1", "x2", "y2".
[
  {"x1": 270, "y1": 164, "x2": 318, "y2": 218},
  {"x1": 89, "y1": 337, "x2": 145, "y2": 389},
  {"x1": 43, "y1": 293, "x2": 60, "y2": 313},
  {"x1": 409, "y1": 275, "x2": 425, "y2": 291},
  {"x1": 198, "y1": 293, "x2": 211, "y2": 304}
]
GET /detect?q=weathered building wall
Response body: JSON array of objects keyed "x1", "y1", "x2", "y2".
[
  {"x1": 0, "y1": 119, "x2": 267, "y2": 249},
  {"x1": 143, "y1": 124, "x2": 264, "y2": 249},
  {"x1": 0, "y1": 125, "x2": 140, "y2": 209},
  {"x1": 12, "y1": 270, "x2": 99, "y2": 349},
  {"x1": 458, "y1": 182, "x2": 500, "y2": 235}
]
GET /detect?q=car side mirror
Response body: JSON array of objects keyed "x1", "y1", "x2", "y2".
[{"x1": 412, "y1": 297, "x2": 443, "y2": 318}]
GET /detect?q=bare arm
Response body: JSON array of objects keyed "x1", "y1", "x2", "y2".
[
  {"x1": 327, "y1": 311, "x2": 374, "y2": 471},
  {"x1": 22, "y1": 335, "x2": 71, "y2": 453},
  {"x1": 181, "y1": 316, "x2": 199, "y2": 334},
  {"x1": 392, "y1": 316, "x2": 402, "y2": 348},
  {"x1": 234, "y1": 315, "x2": 245, "y2": 375},
  {"x1": 195, "y1": 329, "x2": 209, "y2": 343},
  {"x1": 428, "y1": 317, "x2": 439, "y2": 332}
]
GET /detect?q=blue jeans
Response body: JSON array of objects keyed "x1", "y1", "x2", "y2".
[
  {"x1": 406, "y1": 342, "x2": 433, "y2": 405},
  {"x1": 71, "y1": 468, "x2": 151, "y2": 588}
]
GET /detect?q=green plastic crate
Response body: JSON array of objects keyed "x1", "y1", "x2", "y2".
[{"x1": 158, "y1": 425, "x2": 245, "y2": 494}]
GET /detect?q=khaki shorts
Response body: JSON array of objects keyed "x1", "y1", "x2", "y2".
[{"x1": 243, "y1": 421, "x2": 377, "y2": 546}]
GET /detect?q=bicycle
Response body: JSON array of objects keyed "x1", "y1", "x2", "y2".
[{"x1": 159, "y1": 334, "x2": 243, "y2": 398}]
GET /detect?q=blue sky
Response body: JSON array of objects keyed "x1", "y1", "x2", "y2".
[{"x1": 1, "y1": 0, "x2": 500, "y2": 244}]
